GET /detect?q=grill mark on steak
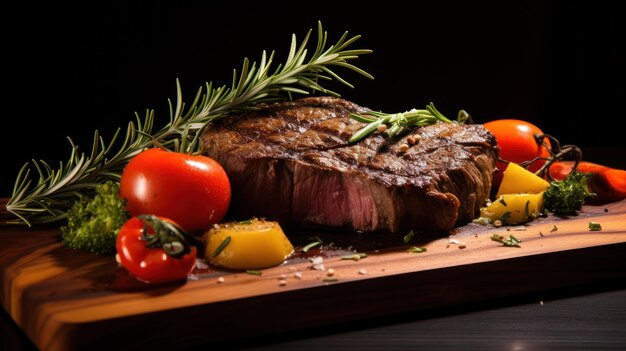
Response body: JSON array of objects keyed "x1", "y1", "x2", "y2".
[{"x1": 202, "y1": 96, "x2": 498, "y2": 233}]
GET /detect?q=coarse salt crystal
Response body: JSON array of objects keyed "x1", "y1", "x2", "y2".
[
  {"x1": 310, "y1": 256, "x2": 325, "y2": 271},
  {"x1": 195, "y1": 259, "x2": 209, "y2": 269}
]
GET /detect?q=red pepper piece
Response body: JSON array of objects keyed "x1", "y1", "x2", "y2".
[{"x1": 549, "y1": 161, "x2": 626, "y2": 203}]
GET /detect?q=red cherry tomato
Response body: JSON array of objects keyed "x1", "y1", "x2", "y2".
[
  {"x1": 120, "y1": 148, "x2": 231, "y2": 232},
  {"x1": 483, "y1": 119, "x2": 552, "y2": 188},
  {"x1": 116, "y1": 216, "x2": 197, "y2": 284}
]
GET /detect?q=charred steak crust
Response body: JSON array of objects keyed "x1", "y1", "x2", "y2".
[{"x1": 202, "y1": 97, "x2": 498, "y2": 233}]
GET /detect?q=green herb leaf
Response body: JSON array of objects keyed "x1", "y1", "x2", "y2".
[
  {"x1": 403, "y1": 230, "x2": 415, "y2": 244},
  {"x1": 60, "y1": 181, "x2": 128, "y2": 254},
  {"x1": 544, "y1": 171, "x2": 596, "y2": 215},
  {"x1": 246, "y1": 270, "x2": 263, "y2": 276},
  {"x1": 499, "y1": 197, "x2": 508, "y2": 206},
  {"x1": 301, "y1": 237, "x2": 323, "y2": 253},
  {"x1": 491, "y1": 234, "x2": 522, "y2": 248},
  {"x1": 212, "y1": 236, "x2": 232, "y2": 257},
  {"x1": 408, "y1": 247, "x2": 428, "y2": 253}
]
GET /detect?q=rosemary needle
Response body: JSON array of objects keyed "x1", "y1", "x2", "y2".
[{"x1": 212, "y1": 236, "x2": 232, "y2": 257}]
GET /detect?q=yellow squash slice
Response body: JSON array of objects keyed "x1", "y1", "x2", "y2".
[
  {"x1": 204, "y1": 218, "x2": 294, "y2": 270},
  {"x1": 480, "y1": 192, "x2": 545, "y2": 225},
  {"x1": 496, "y1": 162, "x2": 550, "y2": 197}
]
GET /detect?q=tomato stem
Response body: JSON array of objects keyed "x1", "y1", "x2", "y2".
[{"x1": 530, "y1": 133, "x2": 583, "y2": 180}]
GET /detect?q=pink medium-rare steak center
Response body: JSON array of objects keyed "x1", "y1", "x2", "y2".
[{"x1": 202, "y1": 97, "x2": 498, "y2": 233}]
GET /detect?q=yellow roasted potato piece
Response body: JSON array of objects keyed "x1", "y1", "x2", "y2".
[
  {"x1": 204, "y1": 218, "x2": 294, "y2": 270},
  {"x1": 496, "y1": 162, "x2": 550, "y2": 197},
  {"x1": 480, "y1": 192, "x2": 545, "y2": 225}
]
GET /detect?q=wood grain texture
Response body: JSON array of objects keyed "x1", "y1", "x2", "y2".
[{"x1": 1, "y1": 199, "x2": 625, "y2": 350}]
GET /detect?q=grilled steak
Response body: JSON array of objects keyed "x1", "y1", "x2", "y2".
[{"x1": 202, "y1": 97, "x2": 498, "y2": 233}]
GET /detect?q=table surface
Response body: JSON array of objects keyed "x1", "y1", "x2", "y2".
[
  {"x1": 241, "y1": 286, "x2": 626, "y2": 351},
  {"x1": 3, "y1": 283, "x2": 626, "y2": 350}
]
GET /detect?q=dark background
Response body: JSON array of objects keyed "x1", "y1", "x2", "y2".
[{"x1": 2, "y1": 0, "x2": 624, "y2": 197}]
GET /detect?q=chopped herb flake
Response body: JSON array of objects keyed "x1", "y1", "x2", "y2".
[
  {"x1": 408, "y1": 247, "x2": 427, "y2": 253},
  {"x1": 237, "y1": 219, "x2": 253, "y2": 224},
  {"x1": 499, "y1": 197, "x2": 507, "y2": 206},
  {"x1": 301, "y1": 240, "x2": 322, "y2": 253},
  {"x1": 550, "y1": 225, "x2": 558, "y2": 233},
  {"x1": 588, "y1": 222, "x2": 602, "y2": 231},
  {"x1": 341, "y1": 253, "x2": 368, "y2": 260},
  {"x1": 212, "y1": 236, "x2": 231, "y2": 257},
  {"x1": 491, "y1": 233, "x2": 522, "y2": 248},
  {"x1": 404, "y1": 230, "x2": 415, "y2": 244},
  {"x1": 322, "y1": 278, "x2": 338, "y2": 282},
  {"x1": 246, "y1": 270, "x2": 263, "y2": 276}
]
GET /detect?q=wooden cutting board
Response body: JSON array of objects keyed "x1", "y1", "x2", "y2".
[{"x1": 1, "y1": 199, "x2": 625, "y2": 351}]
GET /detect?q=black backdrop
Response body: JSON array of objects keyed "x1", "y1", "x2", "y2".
[{"x1": 3, "y1": 0, "x2": 624, "y2": 197}]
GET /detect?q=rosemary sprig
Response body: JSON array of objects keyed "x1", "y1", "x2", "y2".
[
  {"x1": 348, "y1": 103, "x2": 464, "y2": 143},
  {"x1": 7, "y1": 22, "x2": 372, "y2": 226}
]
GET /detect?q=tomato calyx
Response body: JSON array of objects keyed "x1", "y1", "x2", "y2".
[{"x1": 137, "y1": 214, "x2": 198, "y2": 258}]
